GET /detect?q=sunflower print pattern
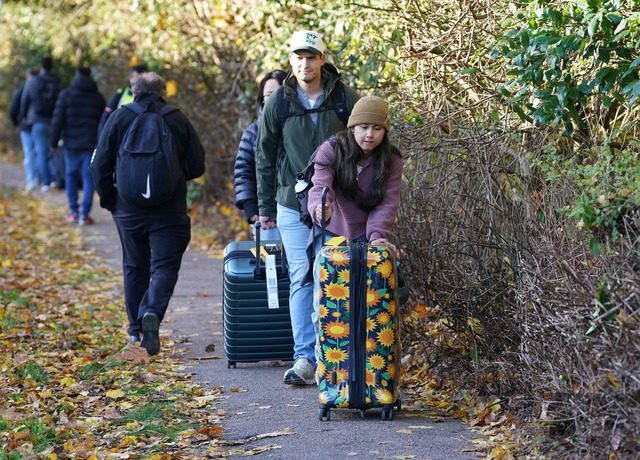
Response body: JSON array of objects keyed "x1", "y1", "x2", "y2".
[{"x1": 318, "y1": 244, "x2": 400, "y2": 409}]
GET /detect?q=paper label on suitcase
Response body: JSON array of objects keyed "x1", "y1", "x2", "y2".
[{"x1": 265, "y1": 254, "x2": 280, "y2": 309}]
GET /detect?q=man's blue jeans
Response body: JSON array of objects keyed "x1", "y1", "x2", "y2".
[
  {"x1": 31, "y1": 122, "x2": 53, "y2": 186},
  {"x1": 64, "y1": 149, "x2": 94, "y2": 217},
  {"x1": 277, "y1": 203, "x2": 315, "y2": 367},
  {"x1": 19, "y1": 129, "x2": 38, "y2": 189}
]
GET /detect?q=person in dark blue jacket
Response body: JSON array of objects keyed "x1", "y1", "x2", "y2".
[
  {"x1": 49, "y1": 67, "x2": 106, "y2": 225},
  {"x1": 9, "y1": 68, "x2": 39, "y2": 191},
  {"x1": 233, "y1": 69, "x2": 286, "y2": 240},
  {"x1": 19, "y1": 56, "x2": 62, "y2": 192}
]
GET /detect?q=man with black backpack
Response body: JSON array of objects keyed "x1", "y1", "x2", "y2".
[
  {"x1": 91, "y1": 72, "x2": 205, "y2": 356},
  {"x1": 19, "y1": 56, "x2": 61, "y2": 192},
  {"x1": 256, "y1": 30, "x2": 359, "y2": 386}
]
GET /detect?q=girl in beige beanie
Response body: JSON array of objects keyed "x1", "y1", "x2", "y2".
[{"x1": 307, "y1": 95, "x2": 403, "y2": 252}]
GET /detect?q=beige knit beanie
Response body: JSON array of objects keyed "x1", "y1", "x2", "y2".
[{"x1": 347, "y1": 96, "x2": 391, "y2": 132}]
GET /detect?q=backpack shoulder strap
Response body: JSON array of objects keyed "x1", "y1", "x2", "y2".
[
  {"x1": 332, "y1": 80, "x2": 349, "y2": 126},
  {"x1": 158, "y1": 105, "x2": 179, "y2": 117},
  {"x1": 124, "y1": 102, "x2": 144, "y2": 115},
  {"x1": 275, "y1": 86, "x2": 289, "y2": 125},
  {"x1": 124, "y1": 102, "x2": 178, "y2": 117}
]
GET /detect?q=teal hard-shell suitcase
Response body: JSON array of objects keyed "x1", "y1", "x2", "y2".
[{"x1": 222, "y1": 228, "x2": 293, "y2": 368}]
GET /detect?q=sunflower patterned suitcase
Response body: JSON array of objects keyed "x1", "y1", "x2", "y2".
[{"x1": 317, "y1": 240, "x2": 401, "y2": 421}]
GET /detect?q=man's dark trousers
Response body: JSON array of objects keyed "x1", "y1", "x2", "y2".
[{"x1": 112, "y1": 210, "x2": 191, "y2": 337}]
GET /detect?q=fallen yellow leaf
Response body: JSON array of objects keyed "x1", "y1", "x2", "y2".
[
  {"x1": 60, "y1": 376, "x2": 77, "y2": 387},
  {"x1": 607, "y1": 372, "x2": 622, "y2": 389},
  {"x1": 106, "y1": 389, "x2": 125, "y2": 399}
]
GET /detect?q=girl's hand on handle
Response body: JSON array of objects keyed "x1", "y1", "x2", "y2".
[
  {"x1": 370, "y1": 238, "x2": 398, "y2": 257},
  {"x1": 315, "y1": 202, "x2": 333, "y2": 224}
]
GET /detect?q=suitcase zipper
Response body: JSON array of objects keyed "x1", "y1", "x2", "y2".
[{"x1": 349, "y1": 242, "x2": 367, "y2": 408}]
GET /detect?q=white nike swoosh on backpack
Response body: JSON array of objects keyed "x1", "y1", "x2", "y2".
[{"x1": 141, "y1": 174, "x2": 151, "y2": 199}]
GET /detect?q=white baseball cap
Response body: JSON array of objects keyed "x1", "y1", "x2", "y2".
[{"x1": 289, "y1": 30, "x2": 325, "y2": 56}]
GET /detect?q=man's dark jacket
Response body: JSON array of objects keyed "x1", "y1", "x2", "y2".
[
  {"x1": 19, "y1": 71, "x2": 60, "y2": 125},
  {"x1": 91, "y1": 92, "x2": 206, "y2": 214},
  {"x1": 9, "y1": 85, "x2": 26, "y2": 129},
  {"x1": 49, "y1": 75, "x2": 106, "y2": 151}
]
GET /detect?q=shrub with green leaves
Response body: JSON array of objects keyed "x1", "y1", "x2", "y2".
[
  {"x1": 494, "y1": 0, "x2": 640, "y2": 141},
  {"x1": 542, "y1": 145, "x2": 640, "y2": 253}
]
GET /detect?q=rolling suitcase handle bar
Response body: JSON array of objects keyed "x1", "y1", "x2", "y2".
[
  {"x1": 310, "y1": 186, "x2": 330, "y2": 260},
  {"x1": 311, "y1": 186, "x2": 330, "y2": 252},
  {"x1": 321, "y1": 186, "x2": 328, "y2": 245}
]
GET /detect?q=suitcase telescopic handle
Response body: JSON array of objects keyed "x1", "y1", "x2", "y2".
[{"x1": 321, "y1": 186, "x2": 328, "y2": 245}]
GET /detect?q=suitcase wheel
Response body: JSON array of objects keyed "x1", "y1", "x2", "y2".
[
  {"x1": 227, "y1": 361, "x2": 236, "y2": 369},
  {"x1": 319, "y1": 406, "x2": 330, "y2": 421},
  {"x1": 381, "y1": 406, "x2": 393, "y2": 421},
  {"x1": 359, "y1": 410, "x2": 366, "y2": 418},
  {"x1": 395, "y1": 398, "x2": 402, "y2": 411}
]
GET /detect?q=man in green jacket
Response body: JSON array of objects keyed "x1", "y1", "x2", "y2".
[{"x1": 256, "y1": 30, "x2": 359, "y2": 386}]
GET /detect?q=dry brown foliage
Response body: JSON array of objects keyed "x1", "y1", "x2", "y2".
[{"x1": 391, "y1": 0, "x2": 640, "y2": 457}]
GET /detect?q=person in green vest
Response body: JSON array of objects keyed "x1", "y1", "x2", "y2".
[{"x1": 97, "y1": 64, "x2": 147, "y2": 137}]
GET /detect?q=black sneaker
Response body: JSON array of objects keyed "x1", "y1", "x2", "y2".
[{"x1": 140, "y1": 312, "x2": 160, "y2": 356}]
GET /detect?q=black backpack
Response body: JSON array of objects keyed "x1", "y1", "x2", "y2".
[
  {"x1": 116, "y1": 102, "x2": 182, "y2": 207},
  {"x1": 35, "y1": 74, "x2": 60, "y2": 117},
  {"x1": 275, "y1": 63, "x2": 349, "y2": 127}
]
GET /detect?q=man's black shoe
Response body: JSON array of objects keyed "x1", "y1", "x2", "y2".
[{"x1": 140, "y1": 312, "x2": 160, "y2": 356}]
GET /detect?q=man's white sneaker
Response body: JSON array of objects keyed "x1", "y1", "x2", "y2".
[{"x1": 283, "y1": 358, "x2": 315, "y2": 386}]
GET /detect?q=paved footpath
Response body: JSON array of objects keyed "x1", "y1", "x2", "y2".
[{"x1": 0, "y1": 159, "x2": 482, "y2": 459}]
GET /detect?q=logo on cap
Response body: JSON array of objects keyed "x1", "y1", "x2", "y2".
[{"x1": 290, "y1": 30, "x2": 325, "y2": 55}]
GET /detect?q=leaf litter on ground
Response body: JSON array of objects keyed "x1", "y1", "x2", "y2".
[
  {"x1": 0, "y1": 183, "x2": 527, "y2": 459},
  {"x1": 0, "y1": 189, "x2": 226, "y2": 459}
]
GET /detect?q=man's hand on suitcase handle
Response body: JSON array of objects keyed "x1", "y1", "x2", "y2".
[{"x1": 259, "y1": 215, "x2": 277, "y2": 230}]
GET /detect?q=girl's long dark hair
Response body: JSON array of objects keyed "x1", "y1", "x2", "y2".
[{"x1": 329, "y1": 129, "x2": 401, "y2": 211}]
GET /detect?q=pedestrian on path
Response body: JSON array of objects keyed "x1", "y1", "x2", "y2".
[
  {"x1": 18, "y1": 56, "x2": 62, "y2": 192},
  {"x1": 308, "y1": 96, "x2": 403, "y2": 251},
  {"x1": 9, "y1": 68, "x2": 39, "y2": 192},
  {"x1": 306, "y1": 96, "x2": 404, "y2": 330},
  {"x1": 255, "y1": 30, "x2": 359, "y2": 385},
  {"x1": 49, "y1": 66, "x2": 105, "y2": 225},
  {"x1": 97, "y1": 64, "x2": 147, "y2": 138},
  {"x1": 91, "y1": 72, "x2": 205, "y2": 355},
  {"x1": 233, "y1": 69, "x2": 286, "y2": 240}
]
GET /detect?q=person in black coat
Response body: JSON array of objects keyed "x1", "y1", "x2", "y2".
[
  {"x1": 91, "y1": 72, "x2": 205, "y2": 355},
  {"x1": 49, "y1": 67, "x2": 106, "y2": 225}
]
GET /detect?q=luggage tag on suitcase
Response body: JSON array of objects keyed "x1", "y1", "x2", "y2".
[{"x1": 265, "y1": 254, "x2": 280, "y2": 309}]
